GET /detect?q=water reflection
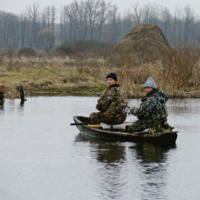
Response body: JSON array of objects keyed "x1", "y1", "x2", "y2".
[
  {"x1": 92, "y1": 142, "x2": 126, "y2": 165},
  {"x1": 91, "y1": 141, "x2": 126, "y2": 199},
  {"x1": 75, "y1": 133, "x2": 126, "y2": 165},
  {"x1": 129, "y1": 143, "x2": 176, "y2": 200},
  {"x1": 167, "y1": 99, "x2": 200, "y2": 115},
  {"x1": 1, "y1": 96, "x2": 200, "y2": 200},
  {"x1": 75, "y1": 133, "x2": 177, "y2": 199},
  {"x1": 130, "y1": 143, "x2": 176, "y2": 163},
  {"x1": 76, "y1": 131, "x2": 177, "y2": 199},
  {"x1": 75, "y1": 133, "x2": 126, "y2": 199}
]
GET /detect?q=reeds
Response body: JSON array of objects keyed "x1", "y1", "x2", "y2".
[
  {"x1": 117, "y1": 45, "x2": 200, "y2": 98},
  {"x1": 0, "y1": 46, "x2": 200, "y2": 98}
]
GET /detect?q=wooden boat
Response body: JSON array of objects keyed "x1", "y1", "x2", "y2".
[{"x1": 72, "y1": 116, "x2": 178, "y2": 145}]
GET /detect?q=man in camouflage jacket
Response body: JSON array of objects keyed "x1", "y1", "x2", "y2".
[
  {"x1": 128, "y1": 77, "x2": 169, "y2": 133},
  {"x1": 89, "y1": 72, "x2": 128, "y2": 124}
]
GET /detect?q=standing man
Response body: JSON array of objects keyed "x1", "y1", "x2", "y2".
[
  {"x1": 89, "y1": 72, "x2": 128, "y2": 124},
  {"x1": 128, "y1": 77, "x2": 171, "y2": 133}
]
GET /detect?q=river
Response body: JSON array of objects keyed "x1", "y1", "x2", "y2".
[{"x1": 0, "y1": 96, "x2": 200, "y2": 200}]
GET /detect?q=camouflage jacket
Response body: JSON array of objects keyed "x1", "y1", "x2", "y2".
[
  {"x1": 96, "y1": 84, "x2": 128, "y2": 120},
  {"x1": 130, "y1": 89, "x2": 168, "y2": 122}
]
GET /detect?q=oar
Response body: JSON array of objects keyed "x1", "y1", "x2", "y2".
[{"x1": 70, "y1": 122, "x2": 90, "y2": 125}]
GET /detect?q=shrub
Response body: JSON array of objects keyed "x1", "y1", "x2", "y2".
[
  {"x1": 18, "y1": 46, "x2": 36, "y2": 57},
  {"x1": 55, "y1": 41, "x2": 115, "y2": 57},
  {"x1": 73, "y1": 41, "x2": 115, "y2": 53},
  {"x1": 55, "y1": 45, "x2": 74, "y2": 55}
]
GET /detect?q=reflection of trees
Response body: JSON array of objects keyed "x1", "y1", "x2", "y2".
[
  {"x1": 91, "y1": 140, "x2": 126, "y2": 199},
  {"x1": 75, "y1": 133, "x2": 126, "y2": 199},
  {"x1": 75, "y1": 133, "x2": 126, "y2": 165},
  {"x1": 131, "y1": 143, "x2": 175, "y2": 164},
  {"x1": 130, "y1": 143, "x2": 176, "y2": 200},
  {"x1": 167, "y1": 99, "x2": 200, "y2": 115},
  {"x1": 75, "y1": 133, "x2": 177, "y2": 199},
  {"x1": 91, "y1": 141, "x2": 125, "y2": 165}
]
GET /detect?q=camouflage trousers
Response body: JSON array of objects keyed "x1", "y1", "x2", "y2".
[
  {"x1": 89, "y1": 112, "x2": 126, "y2": 125},
  {"x1": 128, "y1": 119, "x2": 152, "y2": 133},
  {"x1": 128, "y1": 118, "x2": 169, "y2": 133}
]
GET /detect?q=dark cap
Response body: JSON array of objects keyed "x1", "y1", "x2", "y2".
[{"x1": 106, "y1": 72, "x2": 118, "y2": 81}]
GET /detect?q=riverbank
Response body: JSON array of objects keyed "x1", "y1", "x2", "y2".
[{"x1": 1, "y1": 54, "x2": 200, "y2": 99}]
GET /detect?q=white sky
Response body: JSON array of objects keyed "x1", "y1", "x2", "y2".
[{"x1": 0, "y1": 0, "x2": 199, "y2": 15}]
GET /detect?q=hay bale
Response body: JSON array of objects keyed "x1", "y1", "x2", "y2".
[{"x1": 108, "y1": 23, "x2": 172, "y2": 66}]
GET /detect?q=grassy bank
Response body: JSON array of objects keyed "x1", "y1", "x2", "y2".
[
  {"x1": 1, "y1": 50, "x2": 200, "y2": 99},
  {"x1": 0, "y1": 54, "x2": 109, "y2": 98}
]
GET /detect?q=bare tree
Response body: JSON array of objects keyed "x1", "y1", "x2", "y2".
[
  {"x1": 160, "y1": 7, "x2": 172, "y2": 43},
  {"x1": 184, "y1": 5, "x2": 195, "y2": 44},
  {"x1": 132, "y1": 3, "x2": 142, "y2": 26},
  {"x1": 38, "y1": 28, "x2": 56, "y2": 52},
  {"x1": 2, "y1": 1, "x2": 200, "y2": 50},
  {"x1": 63, "y1": 2, "x2": 83, "y2": 41},
  {"x1": 50, "y1": 6, "x2": 57, "y2": 48},
  {"x1": 61, "y1": 0, "x2": 114, "y2": 42},
  {"x1": 26, "y1": 3, "x2": 40, "y2": 48},
  {"x1": 107, "y1": 5, "x2": 119, "y2": 42},
  {"x1": 96, "y1": 1, "x2": 113, "y2": 41}
]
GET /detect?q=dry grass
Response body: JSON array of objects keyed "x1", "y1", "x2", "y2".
[
  {"x1": 0, "y1": 54, "x2": 110, "y2": 98},
  {"x1": 116, "y1": 46, "x2": 200, "y2": 98},
  {"x1": 0, "y1": 49, "x2": 200, "y2": 98}
]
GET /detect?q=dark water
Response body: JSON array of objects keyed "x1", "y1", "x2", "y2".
[{"x1": 0, "y1": 96, "x2": 200, "y2": 200}]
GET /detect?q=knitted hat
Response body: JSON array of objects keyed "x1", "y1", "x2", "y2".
[
  {"x1": 143, "y1": 77, "x2": 157, "y2": 88},
  {"x1": 106, "y1": 72, "x2": 118, "y2": 81}
]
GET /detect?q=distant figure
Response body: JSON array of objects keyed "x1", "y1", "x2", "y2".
[
  {"x1": 128, "y1": 77, "x2": 171, "y2": 133},
  {"x1": 17, "y1": 85, "x2": 27, "y2": 104},
  {"x1": 89, "y1": 72, "x2": 128, "y2": 124}
]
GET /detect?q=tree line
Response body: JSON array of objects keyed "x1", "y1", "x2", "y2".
[{"x1": 0, "y1": 0, "x2": 200, "y2": 52}]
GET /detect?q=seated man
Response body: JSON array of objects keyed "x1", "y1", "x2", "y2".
[
  {"x1": 89, "y1": 72, "x2": 128, "y2": 125},
  {"x1": 128, "y1": 77, "x2": 170, "y2": 133}
]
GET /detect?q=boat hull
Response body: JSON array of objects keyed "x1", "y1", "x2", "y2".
[{"x1": 73, "y1": 116, "x2": 178, "y2": 145}]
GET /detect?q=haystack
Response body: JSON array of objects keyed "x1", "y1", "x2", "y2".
[{"x1": 108, "y1": 23, "x2": 172, "y2": 66}]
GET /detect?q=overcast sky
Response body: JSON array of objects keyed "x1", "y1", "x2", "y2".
[{"x1": 0, "y1": 0, "x2": 199, "y2": 15}]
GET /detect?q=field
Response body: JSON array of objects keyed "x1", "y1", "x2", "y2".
[{"x1": 1, "y1": 48, "x2": 200, "y2": 99}]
